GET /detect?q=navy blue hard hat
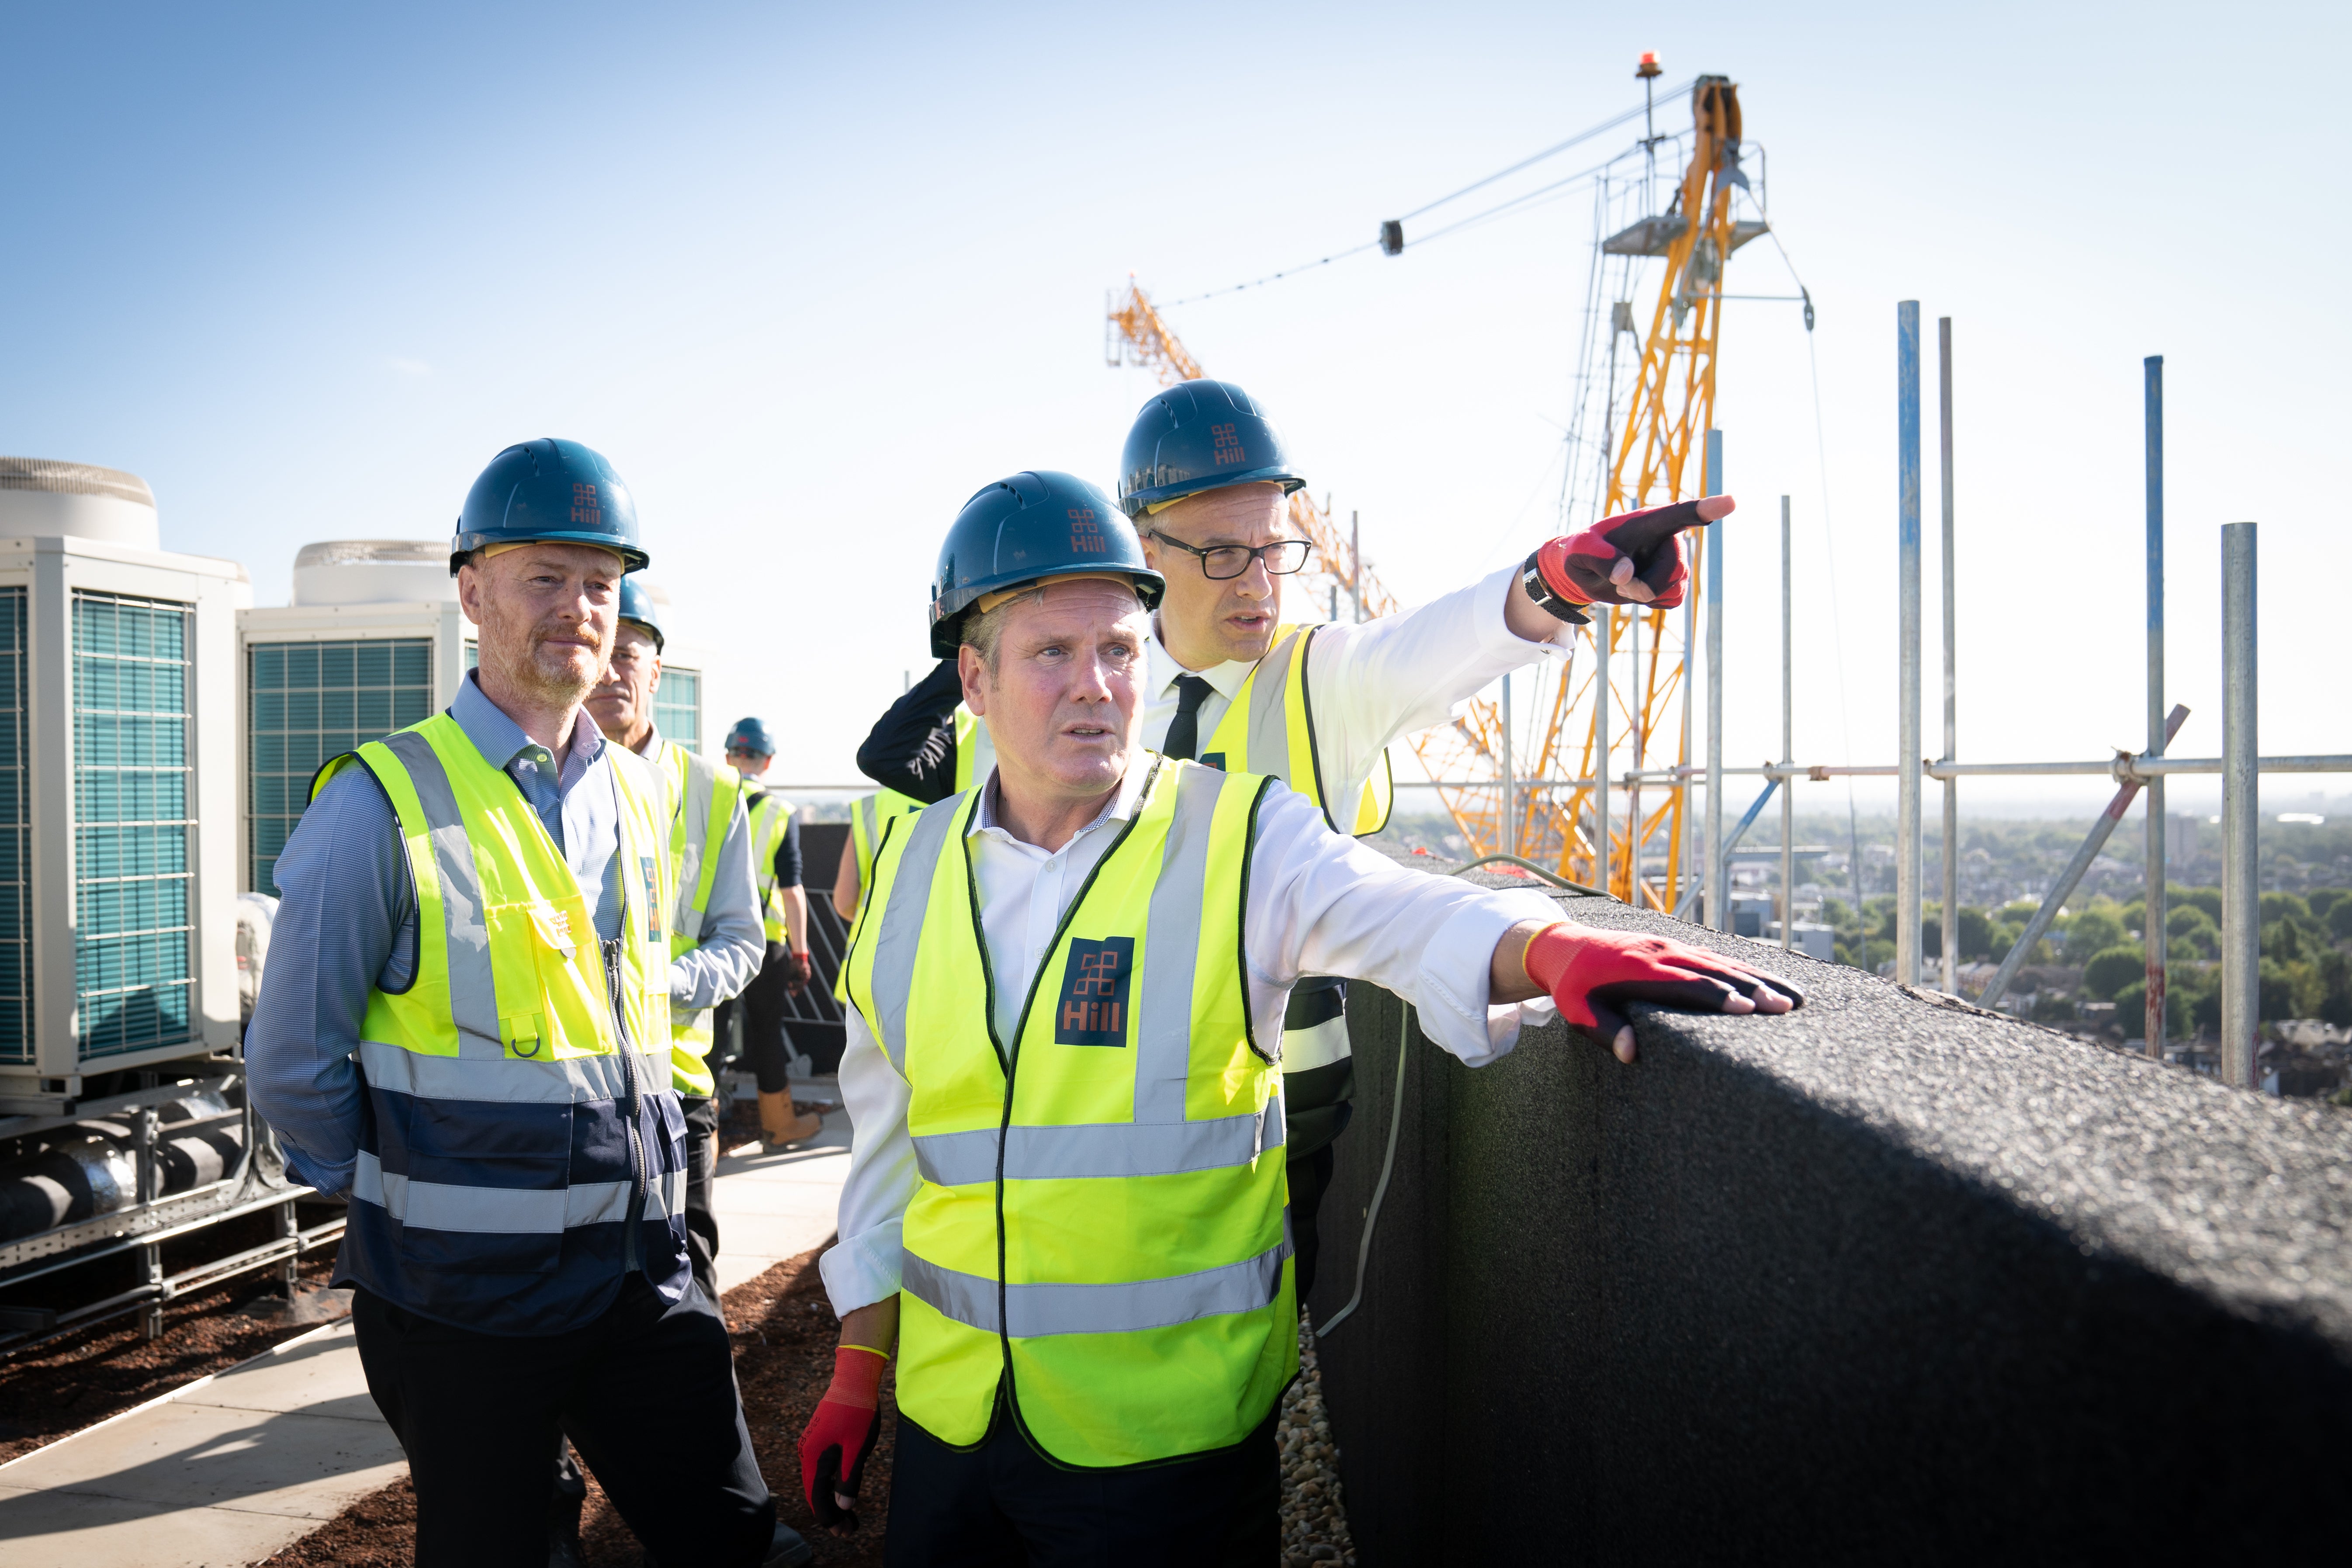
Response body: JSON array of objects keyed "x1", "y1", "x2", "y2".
[
  {"x1": 616, "y1": 576, "x2": 664, "y2": 652},
  {"x1": 451, "y1": 438, "x2": 649, "y2": 575},
  {"x1": 1116, "y1": 380, "x2": 1306, "y2": 519},
  {"x1": 930, "y1": 471, "x2": 1164, "y2": 657},
  {"x1": 725, "y1": 717, "x2": 776, "y2": 757}
]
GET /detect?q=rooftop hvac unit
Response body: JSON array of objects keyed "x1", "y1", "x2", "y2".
[
  {"x1": 240, "y1": 546, "x2": 710, "y2": 900},
  {"x1": 0, "y1": 459, "x2": 251, "y2": 1115}
]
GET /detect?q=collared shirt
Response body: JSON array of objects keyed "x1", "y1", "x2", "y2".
[
  {"x1": 1140, "y1": 561, "x2": 1573, "y2": 822},
  {"x1": 817, "y1": 760, "x2": 1565, "y2": 1317},
  {"x1": 635, "y1": 725, "x2": 764, "y2": 1013},
  {"x1": 245, "y1": 672, "x2": 629, "y2": 1199}
]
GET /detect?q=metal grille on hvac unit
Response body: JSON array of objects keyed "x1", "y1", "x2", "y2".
[{"x1": 246, "y1": 638, "x2": 433, "y2": 895}]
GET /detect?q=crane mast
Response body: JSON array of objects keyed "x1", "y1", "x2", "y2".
[{"x1": 1105, "y1": 76, "x2": 1754, "y2": 906}]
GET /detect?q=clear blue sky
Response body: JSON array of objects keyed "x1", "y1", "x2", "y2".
[{"x1": 3, "y1": 1, "x2": 2342, "y2": 815}]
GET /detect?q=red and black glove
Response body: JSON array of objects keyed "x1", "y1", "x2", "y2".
[
  {"x1": 1522, "y1": 922, "x2": 1801, "y2": 1060},
  {"x1": 783, "y1": 949, "x2": 813, "y2": 995},
  {"x1": 800, "y1": 1344, "x2": 887, "y2": 1532},
  {"x1": 1523, "y1": 498, "x2": 1720, "y2": 623}
]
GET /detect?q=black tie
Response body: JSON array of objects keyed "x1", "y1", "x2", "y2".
[{"x1": 1162, "y1": 675, "x2": 1214, "y2": 761}]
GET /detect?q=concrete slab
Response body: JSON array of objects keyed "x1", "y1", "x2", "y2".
[
  {"x1": 0, "y1": 1319, "x2": 403, "y2": 1564},
  {"x1": 710, "y1": 1106, "x2": 851, "y2": 1293},
  {"x1": 0, "y1": 1483, "x2": 311, "y2": 1568},
  {"x1": 173, "y1": 1320, "x2": 379, "y2": 1422}
]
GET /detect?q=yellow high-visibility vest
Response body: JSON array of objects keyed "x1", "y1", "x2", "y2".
[
  {"x1": 312, "y1": 713, "x2": 686, "y2": 1330},
  {"x1": 844, "y1": 757, "x2": 1295, "y2": 1467},
  {"x1": 747, "y1": 791, "x2": 797, "y2": 945},
  {"x1": 1195, "y1": 622, "x2": 1393, "y2": 837},
  {"x1": 655, "y1": 738, "x2": 751, "y2": 1097},
  {"x1": 835, "y1": 789, "x2": 923, "y2": 1003}
]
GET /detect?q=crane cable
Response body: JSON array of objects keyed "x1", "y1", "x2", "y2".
[{"x1": 1160, "y1": 81, "x2": 1698, "y2": 309}]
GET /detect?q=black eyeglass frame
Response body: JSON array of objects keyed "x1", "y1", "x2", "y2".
[{"x1": 1144, "y1": 530, "x2": 1313, "y2": 581}]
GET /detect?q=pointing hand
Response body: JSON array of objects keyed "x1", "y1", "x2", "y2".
[{"x1": 1528, "y1": 495, "x2": 1732, "y2": 619}]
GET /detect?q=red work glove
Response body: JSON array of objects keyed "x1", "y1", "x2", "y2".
[
  {"x1": 1522, "y1": 921, "x2": 1801, "y2": 1063},
  {"x1": 800, "y1": 1344, "x2": 887, "y2": 1532},
  {"x1": 783, "y1": 949, "x2": 813, "y2": 995},
  {"x1": 1523, "y1": 497, "x2": 1730, "y2": 622}
]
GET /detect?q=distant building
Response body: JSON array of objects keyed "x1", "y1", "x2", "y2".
[{"x1": 2166, "y1": 813, "x2": 2200, "y2": 861}]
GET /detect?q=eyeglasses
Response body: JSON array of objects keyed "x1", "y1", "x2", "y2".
[{"x1": 1147, "y1": 532, "x2": 1313, "y2": 581}]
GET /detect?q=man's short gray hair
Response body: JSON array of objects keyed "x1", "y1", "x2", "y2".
[{"x1": 960, "y1": 578, "x2": 1147, "y2": 670}]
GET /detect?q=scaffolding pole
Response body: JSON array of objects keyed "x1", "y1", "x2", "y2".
[
  {"x1": 2143, "y1": 356, "x2": 2168, "y2": 1057},
  {"x1": 1780, "y1": 495, "x2": 1794, "y2": 950},
  {"x1": 1939, "y1": 317, "x2": 1958, "y2": 992},
  {"x1": 2221, "y1": 523, "x2": 2258, "y2": 1090},
  {"x1": 1896, "y1": 301, "x2": 1924, "y2": 986},
  {"x1": 1705, "y1": 429, "x2": 1725, "y2": 930}
]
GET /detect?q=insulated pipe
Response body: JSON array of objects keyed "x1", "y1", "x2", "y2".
[
  {"x1": 1705, "y1": 429, "x2": 1725, "y2": 930},
  {"x1": 1896, "y1": 301, "x2": 1923, "y2": 986},
  {"x1": 1780, "y1": 496, "x2": 1794, "y2": 951},
  {"x1": 2144, "y1": 357, "x2": 2168, "y2": 1058},
  {"x1": 1939, "y1": 317, "x2": 1959, "y2": 993},
  {"x1": 2220, "y1": 523, "x2": 2258, "y2": 1090},
  {"x1": 0, "y1": 1090, "x2": 242, "y2": 1243}
]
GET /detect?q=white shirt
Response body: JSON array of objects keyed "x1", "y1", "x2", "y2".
[
  {"x1": 817, "y1": 761, "x2": 1566, "y2": 1316},
  {"x1": 1140, "y1": 562, "x2": 1572, "y2": 815}
]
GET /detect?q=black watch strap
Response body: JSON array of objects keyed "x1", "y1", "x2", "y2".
[{"x1": 1520, "y1": 548, "x2": 1590, "y2": 625}]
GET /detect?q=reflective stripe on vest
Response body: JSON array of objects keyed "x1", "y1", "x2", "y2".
[
  {"x1": 309, "y1": 713, "x2": 690, "y2": 1335},
  {"x1": 660, "y1": 740, "x2": 748, "y2": 1097},
  {"x1": 844, "y1": 758, "x2": 1296, "y2": 1468},
  {"x1": 748, "y1": 791, "x2": 796, "y2": 944},
  {"x1": 837, "y1": 789, "x2": 924, "y2": 1003},
  {"x1": 1198, "y1": 623, "x2": 1393, "y2": 838}
]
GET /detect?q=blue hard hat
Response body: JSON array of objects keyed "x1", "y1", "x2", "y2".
[
  {"x1": 929, "y1": 471, "x2": 1164, "y2": 657},
  {"x1": 451, "y1": 438, "x2": 649, "y2": 575},
  {"x1": 1115, "y1": 380, "x2": 1306, "y2": 519},
  {"x1": 616, "y1": 576, "x2": 664, "y2": 652},
  {"x1": 725, "y1": 717, "x2": 776, "y2": 757}
]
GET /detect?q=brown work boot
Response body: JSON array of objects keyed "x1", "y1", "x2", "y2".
[{"x1": 758, "y1": 1089, "x2": 823, "y2": 1149}]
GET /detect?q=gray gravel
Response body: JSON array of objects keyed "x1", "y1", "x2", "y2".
[{"x1": 1280, "y1": 1315, "x2": 1355, "y2": 1567}]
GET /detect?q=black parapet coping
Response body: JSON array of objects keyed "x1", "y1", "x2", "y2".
[{"x1": 1309, "y1": 857, "x2": 2352, "y2": 1564}]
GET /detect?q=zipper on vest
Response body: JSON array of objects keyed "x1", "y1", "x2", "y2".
[{"x1": 605, "y1": 935, "x2": 646, "y2": 1274}]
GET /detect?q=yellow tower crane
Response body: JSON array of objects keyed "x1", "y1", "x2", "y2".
[{"x1": 1108, "y1": 74, "x2": 1761, "y2": 909}]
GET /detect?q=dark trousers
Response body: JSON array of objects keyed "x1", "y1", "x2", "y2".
[
  {"x1": 886, "y1": 1405, "x2": 1280, "y2": 1568},
  {"x1": 682, "y1": 1094, "x2": 720, "y2": 1302},
  {"x1": 353, "y1": 1275, "x2": 774, "y2": 1568},
  {"x1": 716, "y1": 941, "x2": 797, "y2": 1093},
  {"x1": 1288, "y1": 1143, "x2": 1335, "y2": 1305}
]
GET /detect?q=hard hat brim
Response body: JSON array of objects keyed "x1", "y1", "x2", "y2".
[
  {"x1": 449, "y1": 530, "x2": 651, "y2": 576},
  {"x1": 1115, "y1": 464, "x2": 1306, "y2": 519}
]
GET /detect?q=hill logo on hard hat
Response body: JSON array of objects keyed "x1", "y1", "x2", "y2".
[
  {"x1": 1070, "y1": 506, "x2": 1105, "y2": 555},
  {"x1": 572, "y1": 483, "x2": 601, "y2": 527},
  {"x1": 1212, "y1": 422, "x2": 1244, "y2": 467}
]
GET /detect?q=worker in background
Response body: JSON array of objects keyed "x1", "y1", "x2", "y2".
[
  {"x1": 829, "y1": 787, "x2": 923, "y2": 927},
  {"x1": 855, "y1": 380, "x2": 1729, "y2": 1301},
  {"x1": 584, "y1": 577, "x2": 763, "y2": 1301},
  {"x1": 246, "y1": 438, "x2": 808, "y2": 1567},
  {"x1": 717, "y1": 717, "x2": 823, "y2": 1149},
  {"x1": 803, "y1": 472, "x2": 1797, "y2": 1556}
]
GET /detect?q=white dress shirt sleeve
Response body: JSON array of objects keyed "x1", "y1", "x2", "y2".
[
  {"x1": 1243, "y1": 784, "x2": 1561, "y2": 1067},
  {"x1": 820, "y1": 1005, "x2": 920, "y2": 1315},
  {"x1": 1304, "y1": 563, "x2": 1572, "y2": 815},
  {"x1": 668, "y1": 794, "x2": 765, "y2": 1010}
]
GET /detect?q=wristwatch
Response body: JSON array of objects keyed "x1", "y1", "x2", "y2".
[{"x1": 1520, "y1": 547, "x2": 1590, "y2": 625}]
